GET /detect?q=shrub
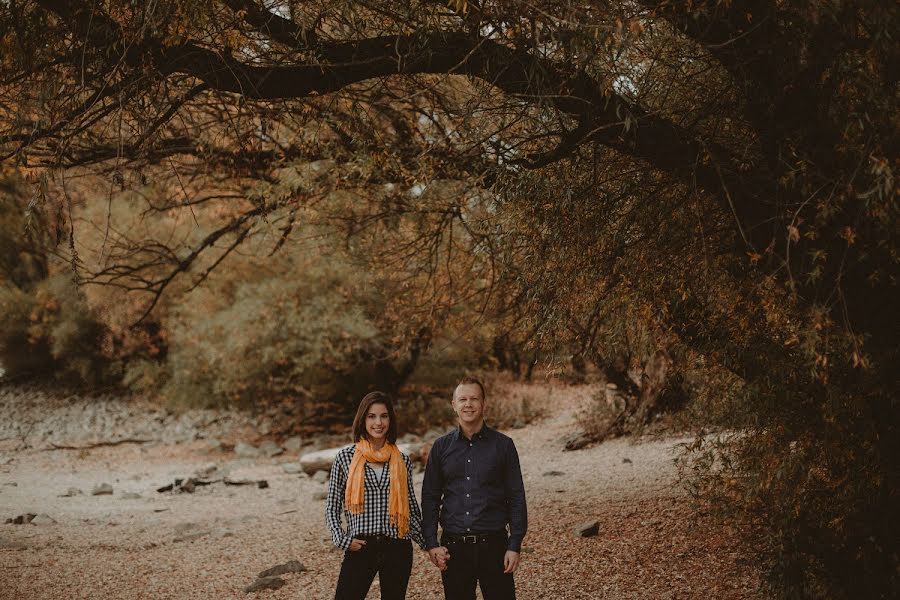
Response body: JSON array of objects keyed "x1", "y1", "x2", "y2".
[
  {"x1": 160, "y1": 254, "x2": 386, "y2": 414},
  {"x1": 0, "y1": 274, "x2": 114, "y2": 384}
]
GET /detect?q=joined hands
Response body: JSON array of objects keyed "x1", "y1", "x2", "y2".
[{"x1": 427, "y1": 546, "x2": 450, "y2": 571}]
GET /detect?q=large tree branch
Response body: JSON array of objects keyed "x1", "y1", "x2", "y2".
[
  {"x1": 34, "y1": 0, "x2": 770, "y2": 249},
  {"x1": 220, "y1": 0, "x2": 317, "y2": 48}
]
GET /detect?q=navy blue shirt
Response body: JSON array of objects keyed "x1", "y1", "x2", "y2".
[{"x1": 421, "y1": 424, "x2": 527, "y2": 552}]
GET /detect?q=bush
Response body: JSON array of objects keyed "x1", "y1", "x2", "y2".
[
  {"x1": 677, "y1": 329, "x2": 899, "y2": 600},
  {"x1": 0, "y1": 274, "x2": 114, "y2": 384},
  {"x1": 160, "y1": 254, "x2": 387, "y2": 415}
]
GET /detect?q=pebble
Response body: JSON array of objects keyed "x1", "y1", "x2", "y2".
[{"x1": 575, "y1": 520, "x2": 600, "y2": 537}]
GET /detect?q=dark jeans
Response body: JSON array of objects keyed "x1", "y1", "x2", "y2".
[
  {"x1": 440, "y1": 534, "x2": 516, "y2": 600},
  {"x1": 334, "y1": 538, "x2": 413, "y2": 600}
]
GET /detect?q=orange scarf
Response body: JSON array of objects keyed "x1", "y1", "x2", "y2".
[{"x1": 345, "y1": 439, "x2": 410, "y2": 538}]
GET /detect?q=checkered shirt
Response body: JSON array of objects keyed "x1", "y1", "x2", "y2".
[{"x1": 325, "y1": 445, "x2": 426, "y2": 550}]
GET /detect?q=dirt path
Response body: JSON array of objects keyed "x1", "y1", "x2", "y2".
[{"x1": 0, "y1": 386, "x2": 762, "y2": 599}]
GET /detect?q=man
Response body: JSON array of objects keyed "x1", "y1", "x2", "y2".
[{"x1": 421, "y1": 375, "x2": 528, "y2": 600}]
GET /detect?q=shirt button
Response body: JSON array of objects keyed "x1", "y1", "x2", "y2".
[
  {"x1": 466, "y1": 511, "x2": 469, "y2": 515},
  {"x1": 466, "y1": 476, "x2": 470, "y2": 480},
  {"x1": 467, "y1": 459, "x2": 471, "y2": 463},
  {"x1": 466, "y1": 494, "x2": 470, "y2": 497}
]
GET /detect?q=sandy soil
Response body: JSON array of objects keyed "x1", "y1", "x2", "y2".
[{"x1": 0, "y1": 384, "x2": 763, "y2": 599}]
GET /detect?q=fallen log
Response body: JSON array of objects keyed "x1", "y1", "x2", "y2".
[{"x1": 43, "y1": 438, "x2": 152, "y2": 451}]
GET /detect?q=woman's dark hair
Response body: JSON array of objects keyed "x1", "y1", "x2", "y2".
[{"x1": 351, "y1": 391, "x2": 398, "y2": 444}]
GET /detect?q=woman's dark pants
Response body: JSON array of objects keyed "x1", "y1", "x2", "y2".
[{"x1": 334, "y1": 537, "x2": 413, "y2": 600}]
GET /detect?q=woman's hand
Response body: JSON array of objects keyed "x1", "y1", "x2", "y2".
[
  {"x1": 348, "y1": 538, "x2": 367, "y2": 552},
  {"x1": 427, "y1": 546, "x2": 450, "y2": 571}
]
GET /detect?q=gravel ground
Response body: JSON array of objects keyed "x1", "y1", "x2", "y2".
[{"x1": 0, "y1": 384, "x2": 763, "y2": 599}]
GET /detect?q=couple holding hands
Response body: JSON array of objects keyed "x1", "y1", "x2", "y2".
[{"x1": 325, "y1": 376, "x2": 528, "y2": 600}]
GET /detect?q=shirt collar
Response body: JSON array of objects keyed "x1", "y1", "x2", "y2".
[{"x1": 454, "y1": 422, "x2": 493, "y2": 442}]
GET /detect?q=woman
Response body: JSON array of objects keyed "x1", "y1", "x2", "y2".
[{"x1": 326, "y1": 391, "x2": 426, "y2": 600}]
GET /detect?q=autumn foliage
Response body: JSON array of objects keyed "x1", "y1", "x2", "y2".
[{"x1": 0, "y1": 1, "x2": 897, "y2": 597}]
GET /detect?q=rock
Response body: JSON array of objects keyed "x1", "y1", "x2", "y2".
[
  {"x1": 91, "y1": 483, "x2": 114, "y2": 496},
  {"x1": 281, "y1": 462, "x2": 303, "y2": 475},
  {"x1": 173, "y1": 522, "x2": 211, "y2": 543},
  {"x1": 300, "y1": 443, "x2": 420, "y2": 475},
  {"x1": 120, "y1": 492, "x2": 142, "y2": 500},
  {"x1": 423, "y1": 428, "x2": 444, "y2": 442},
  {"x1": 562, "y1": 432, "x2": 593, "y2": 452},
  {"x1": 194, "y1": 464, "x2": 221, "y2": 479},
  {"x1": 398, "y1": 442, "x2": 423, "y2": 462},
  {"x1": 244, "y1": 576, "x2": 285, "y2": 593},
  {"x1": 30, "y1": 513, "x2": 56, "y2": 525},
  {"x1": 258, "y1": 560, "x2": 307, "y2": 578},
  {"x1": 511, "y1": 419, "x2": 526, "y2": 429},
  {"x1": 397, "y1": 433, "x2": 422, "y2": 444},
  {"x1": 204, "y1": 439, "x2": 223, "y2": 454},
  {"x1": 283, "y1": 436, "x2": 303, "y2": 452},
  {"x1": 6, "y1": 514, "x2": 36, "y2": 524},
  {"x1": 299, "y1": 447, "x2": 342, "y2": 475},
  {"x1": 312, "y1": 491, "x2": 328, "y2": 501},
  {"x1": 259, "y1": 440, "x2": 284, "y2": 457},
  {"x1": 223, "y1": 477, "x2": 268, "y2": 488},
  {"x1": 174, "y1": 530, "x2": 211, "y2": 543},
  {"x1": 542, "y1": 470, "x2": 565, "y2": 477},
  {"x1": 59, "y1": 487, "x2": 83, "y2": 497},
  {"x1": 312, "y1": 470, "x2": 329, "y2": 484},
  {"x1": 622, "y1": 457, "x2": 632, "y2": 464},
  {"x1": 575, "y1": 520, "x2": 600, "y2": 537},
  {"x1": 234, "y1": 442, "x2": 260, "y2": 458}
]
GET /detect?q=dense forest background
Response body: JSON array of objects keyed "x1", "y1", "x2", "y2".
[{"x1": 0, "y1": 1, "x2": 896, "y2": 598}]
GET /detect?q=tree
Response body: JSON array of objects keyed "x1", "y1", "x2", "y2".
[{"x1": 1, "y1": 1, "x2": 896, "y2": 596}]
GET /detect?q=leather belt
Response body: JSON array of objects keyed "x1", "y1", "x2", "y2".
[
  {"x1": 358, "y1": 534, "x2": 404, "y2": 543},
  {"x1": 442, "y1": 531, "x2": 507, "y2": 544}
]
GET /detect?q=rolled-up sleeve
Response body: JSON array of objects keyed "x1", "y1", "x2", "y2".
[
  {"x1": 420, "y1": 439, "x2": 444, "y2": 550},
  {"x1": 504, "y1": 439, "x2": 527, "y2": 552},
  {"x1": 325, "y1": 453, "x2": 352, "y2": 551}
]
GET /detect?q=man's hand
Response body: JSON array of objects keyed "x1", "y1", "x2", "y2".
[
  {"x1": 503, "y1": 550, "x2": 521, "y2": 574},
  {"x1": 348, "y1": 538, "x2": 367, "y2": 552},
  {"x1": 427, "y1": 546, "x2": 451, "y2": 571}
]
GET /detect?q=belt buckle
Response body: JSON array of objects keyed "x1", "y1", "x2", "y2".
[{"x1": 462, "y1": 534, "x2": 478, "y2": 544}]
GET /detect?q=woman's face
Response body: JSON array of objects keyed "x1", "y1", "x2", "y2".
[{"x1": 365, "y1": 402, "x2": 390, "y2": 442}]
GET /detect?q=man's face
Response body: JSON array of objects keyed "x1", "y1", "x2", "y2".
[{"x1": 452, "y1": 383, "x2": 485, "y2": 427}]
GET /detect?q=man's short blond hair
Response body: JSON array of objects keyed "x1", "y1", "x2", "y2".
[{"x1": 454, "y1": 375, "x2": 486, "y2": 400}]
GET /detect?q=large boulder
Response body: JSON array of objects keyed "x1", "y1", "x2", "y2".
[
  {"x1": 299, "y1": 443, "x2": 424, "y2": 476},
  {"x1": 299, "y1": 447, "x2": 342, "y2": 476}
]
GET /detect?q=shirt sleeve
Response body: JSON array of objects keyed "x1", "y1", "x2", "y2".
[
  {"x1": 504, "y1": 438, "x2": 528, "y2": 552},
  {"x1": 420, "y1": 438, "x2": 444, "y2": 550},
  {"x1": 404, "y1": 454, "x2": 427, "y2": 550},
  {"x1": 325, "y1": 450, "x2": 352, "y2": 551}
]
